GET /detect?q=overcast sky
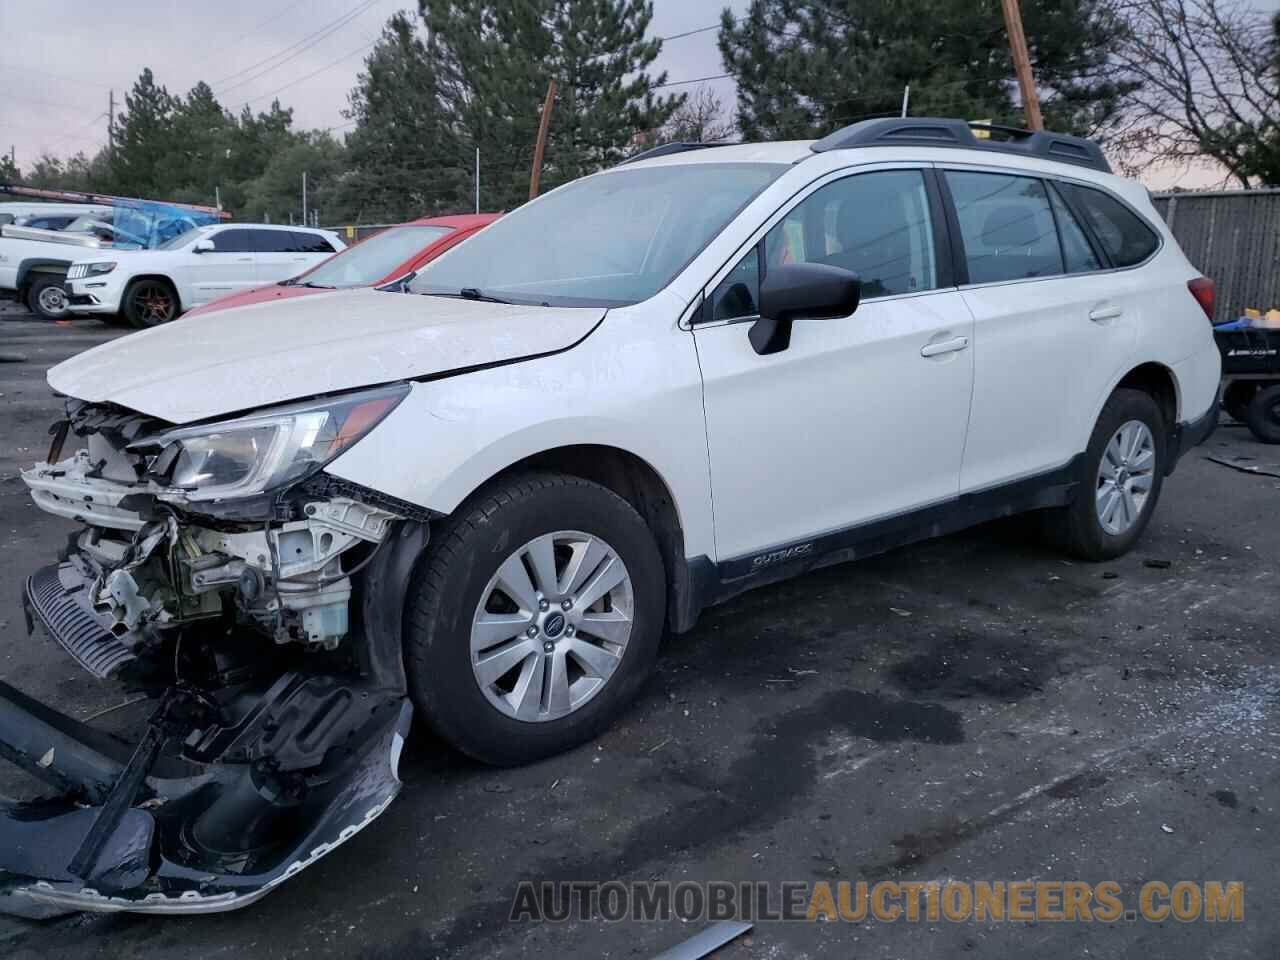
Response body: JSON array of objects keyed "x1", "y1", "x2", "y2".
[
  {"x1": 0, "y1": 0, "x2": 741, "y2": 172},
  {"x1": 0, "y1": 0, "x2": 1275, "y2": 189}
]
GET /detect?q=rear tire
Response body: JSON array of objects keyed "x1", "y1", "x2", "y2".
[
  {"x1": 26, "y1": 275, "x2": 68, "y2": 321},
  {"x1": 1043, "y1": 388, "x2": 1167, "y2": 561},
  {"x1": 1222, "y1": 382, "x2": 1255, "y2": 423},
  {"x1": 1244, "y1": 384, "x2": 1280, "y2": 444},
  {"x1": 405, "y1": 472, "x2": 666, "y2": 766},
  {"x1": 124, "y1": 278, "x2": 179, "y2": 328}
]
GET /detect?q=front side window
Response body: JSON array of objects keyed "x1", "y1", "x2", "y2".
[
  {"x1": 706, "y1": 169, "x2": 939, "y2": 320},
  {"x1": 773, "y1": 169, "x2": 938, "y2": 298},
  {"x1": 210, "y1": 229, "x2": 258, "y2": 253},
  {"x1": 410, "y1": 163, "x2": 785, "y2": 307},
  {"x1": 1059, "y1": 184, "x2": 1159, "y2": 267},
  {"x1": 946, "y1": 171, "x2": 1063, "y2": 284}
]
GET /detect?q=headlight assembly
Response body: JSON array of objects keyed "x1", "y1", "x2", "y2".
[
  {"x1": 129, "y1": 383, "x2": 409, "y2": 501},
  {"x1": 86, "y1": 261, "x2": 117, "y2": 276}
]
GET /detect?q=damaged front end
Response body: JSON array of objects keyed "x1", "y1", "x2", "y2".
[{"x1": 3, "y1": 386, "x2": 430, "y2": 915}]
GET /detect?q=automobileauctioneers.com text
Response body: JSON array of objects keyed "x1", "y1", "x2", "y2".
[{"x1": 510, "y1": 880, "x2": 1243, "y2": 924}]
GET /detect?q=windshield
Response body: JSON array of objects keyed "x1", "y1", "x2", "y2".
[
  {"x1": 157, "y1": 224, "x2": 214, "y2": 251},
  {"x1": 409, "y1": 163, "x2": 785, "y2": 307},
  {"x1": 298, "y1": 225, "x2": 452, "y2": 288}
]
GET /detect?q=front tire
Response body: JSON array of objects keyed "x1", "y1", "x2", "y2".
[
  {"x1": 1244, "y1": 384, "x2": 1280, "y2": 444},
  {"x1": 26, "y1": 275, "x2": 68, "y2": 321},
  {"x1": 124, "y1": 279, "x2": 179, "y2": 328},
  {"x1": 1044, "y1": 388, "x2": 1167, "y2": 561},
  {"x1": 405, "y1": 473, "x2": 666, "y2": 766}
]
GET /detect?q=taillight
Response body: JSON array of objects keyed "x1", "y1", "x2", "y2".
[{"x1": 1187, "y1": 277, "x2": 1215, "y2": 322}]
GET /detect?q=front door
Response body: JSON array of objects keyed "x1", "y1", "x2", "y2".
[
  {"x1": 693, "y1": 167, "x2": 975, "y2": 563},
  {"x1": 179, "y1": 228, "x2": 260, "y2": 306}
]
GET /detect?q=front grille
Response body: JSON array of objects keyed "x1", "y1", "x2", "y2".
[
  {"x1": 25, "y1": 563, "x2": 135, "y2": 679},
  {"x1": 66, "y1": 263, "x2": 89, "y2": 280}
]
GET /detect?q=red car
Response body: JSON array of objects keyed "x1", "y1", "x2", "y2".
[{"x1": 184, "y1": 214, "x2": 499, "y2": 317}]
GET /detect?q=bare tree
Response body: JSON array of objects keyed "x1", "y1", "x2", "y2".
[
  {"x1": 658, "y1": 86, "x2": 738, "y2": 144},
  {"x1": 1110, "y1": 0, "x2": 1279, "y2": 186}
]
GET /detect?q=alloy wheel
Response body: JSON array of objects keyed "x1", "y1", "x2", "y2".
[
  {"x1": 1095, "y1": 419, "x2": 1155, "y2": 535},
  {"x1": 470, "y1": 530, "x2": 634, "y2": 723},
  {"x1": 135, "y1": 284, "x2": 175, "y2": 325}
]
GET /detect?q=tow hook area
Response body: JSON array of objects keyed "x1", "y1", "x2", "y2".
[{"x1": 0, "y1": 676, "x2": 411, "y2": 917}]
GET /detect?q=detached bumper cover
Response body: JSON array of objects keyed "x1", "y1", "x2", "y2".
[
  {"x1": 0, "y1": 685, "x2": 410, "y2": 916},
  {"x1": 1, "y1": 558, "x2": 415, "y2": 917}
]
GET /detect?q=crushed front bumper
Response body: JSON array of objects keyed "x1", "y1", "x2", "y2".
[{"x1": 0, "y1": 558, "x2": 415, "y2": 917}]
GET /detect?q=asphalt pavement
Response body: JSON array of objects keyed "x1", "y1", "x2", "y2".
[{"x1": 0, "y1": 308, "x2": 1277, "y2": 958}]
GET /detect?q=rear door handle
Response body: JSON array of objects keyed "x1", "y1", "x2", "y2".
[
  {"x1": 236, "y1": 257, "x2": 252, "y2": 262},
  {"x1": 1089, "y1": 305, "x2": 1123, "y2": 322},
  {"x1": 921, "y1": 336, "x2": 969, "y2": 358}
]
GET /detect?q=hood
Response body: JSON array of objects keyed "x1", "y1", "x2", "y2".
[{"x1": 48, "y1": 288, "x2": 605, "y2": 423}]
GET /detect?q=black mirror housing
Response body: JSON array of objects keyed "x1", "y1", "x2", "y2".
[{"x1": 750, "y1": 263, "x2": 861, "y2": 355}]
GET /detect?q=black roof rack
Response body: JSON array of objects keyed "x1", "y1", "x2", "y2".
[
  {"x1": 810, "y1": 117, "x2": 1111, "y2": 173},
  {"x1": 619, "y1": 141, "x2": 730, "y2": 165}
]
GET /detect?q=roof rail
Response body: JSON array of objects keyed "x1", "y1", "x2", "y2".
[
  {"x1": 619, "y1": 141, "x2": 730, "y2": 166},
  {"x1": 809, "y1": 117, "x2": 1111, "y2": 173}
]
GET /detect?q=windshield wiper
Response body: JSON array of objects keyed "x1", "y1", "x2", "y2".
[{"x1": 458, "y1": 287, "x2": 512, "y2": 304}]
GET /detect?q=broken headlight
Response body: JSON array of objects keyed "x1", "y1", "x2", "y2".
[{"x1": 130, "y1": 383, "x2": 409, "y2": 501}]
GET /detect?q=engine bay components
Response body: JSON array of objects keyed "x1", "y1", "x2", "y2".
[{"x1": 3, "y1": 399, "x2": 423, "y2": 915}]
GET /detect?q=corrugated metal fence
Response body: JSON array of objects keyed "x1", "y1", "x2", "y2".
[{"x1": 1151, "y1": 189, "x2": 1280, "y2": 321}]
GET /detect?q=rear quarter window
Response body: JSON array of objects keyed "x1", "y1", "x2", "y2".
[
  {"x1": 1059, "y1": 184, "x2": 1159, "y2": 268},
  {"x1": 294, "y1": 231, "x2": 337, "y2": 254}
]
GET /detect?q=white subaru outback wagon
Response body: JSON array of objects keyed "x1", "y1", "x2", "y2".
[{"x1": 9, "y1": 118, "x2": 1219, "y2": 914}]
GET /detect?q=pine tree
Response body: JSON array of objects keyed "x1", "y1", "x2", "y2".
[
  {"x1": 110, "y1": 68, "x2": 179, "y2": 196},
  {"x1": 164, "y1": 82, "x2": 234, "y2": 203},
  {"x1": 340, "y1": 12, "x2": 466, "y2": 222},
  {"x1": 421, "y1": 0, "x2": 683, "y2": 209},
  {"x1": 718, "y1": 0, "x2": 1136, "y2": 141}
]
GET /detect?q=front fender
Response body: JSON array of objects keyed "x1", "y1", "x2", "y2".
[{"x1": 324, "y1": 314, "x2": 716, "y2": 560}]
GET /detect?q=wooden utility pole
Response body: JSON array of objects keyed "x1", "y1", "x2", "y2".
[
  {"x1": 529, "y1": 79, "x2": 556, "y2": 201},
  {"x1": 1000, "y1": 0, "x2": 1043, "y2": 131}
]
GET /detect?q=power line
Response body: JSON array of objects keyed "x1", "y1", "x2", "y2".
[
  {"x1": 655, "y1": 73, "x2": 732, "y2": 89},
  {"x1": 247, "y1": 37, "x2": 377, "y2": 104},
  {"x1": 212, "y1": 0, "x2": 382, "y2": 95}
]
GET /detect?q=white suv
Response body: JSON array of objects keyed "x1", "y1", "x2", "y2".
[
  {"x1": 63, "y1": 223, "x2": 345, "y2": 327},
  {"x1": 11, "y1": 119, "x2": 1219, "y2": 914}
]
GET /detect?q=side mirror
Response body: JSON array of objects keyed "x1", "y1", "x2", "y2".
[
  {"x1": 192, "y1": 238, "x2": 215, "y2": 254},
  {"x1": 749, "y1": 263, "x2": 861, "y2": 356}
]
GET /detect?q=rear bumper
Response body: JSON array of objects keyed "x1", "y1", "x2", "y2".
[{"x1": 1167, "y1": 402, "x2": 1219, "y2": 473}]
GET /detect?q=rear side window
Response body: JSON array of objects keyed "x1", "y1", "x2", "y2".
[
  {"x1": 293, "y1": 231, "x2": 337, "y2": 254},
  {"x1": 1058, "y1": 184, "x2": 1159, "y2": 267},
  {"x1": 249, "y1": 230, "x2": 300, "y2": 253},
  {"x1": 945, "y1": 171, "x2": 1062, "y2": 284},
  {"x1": 210, "y1": 229, "x2": 258, "y2": 253}
]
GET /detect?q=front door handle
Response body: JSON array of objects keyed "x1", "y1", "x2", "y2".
[
  {"x1": 236, "y1": 257, "x2": 253, "y2": 262},
  {"x1": 921, "y1": 336, "x2": 969, "y2": 358},
  {"x1": 1089, "y1": 305, "x2": 1123, "y2": 322}
]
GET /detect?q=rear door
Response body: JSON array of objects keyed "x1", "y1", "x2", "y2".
[
  {"x1": 942, "y1": 167, "x2": 1144, "y2": 493},
  {"x1": 254, "y1": 230, "x2": 338, "y2": 283},
  {"x1": 178, "y1": 228, "x2": 260, "y2": 306}
]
